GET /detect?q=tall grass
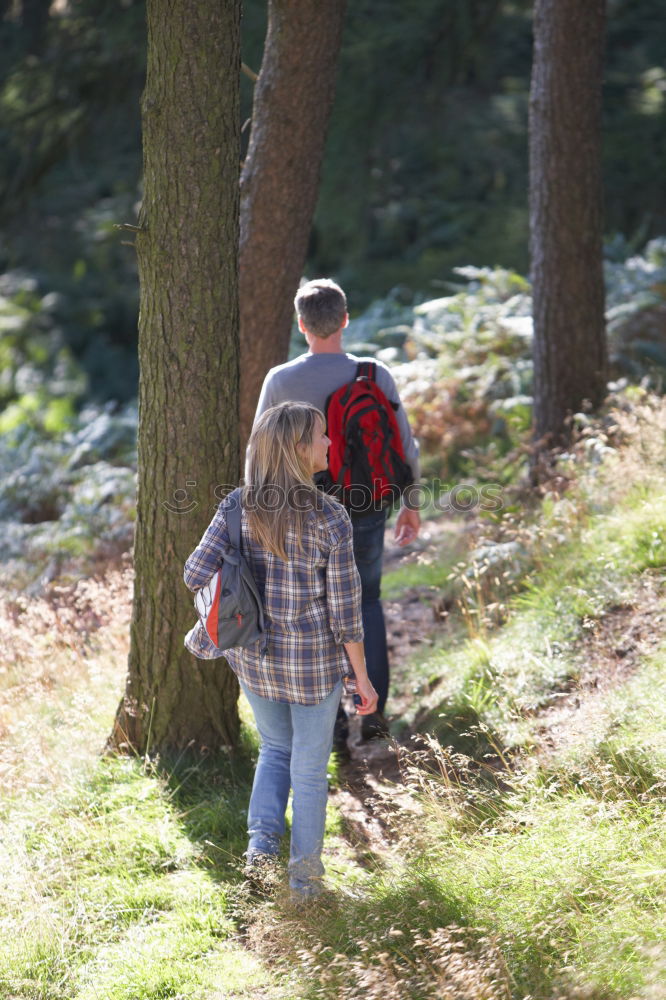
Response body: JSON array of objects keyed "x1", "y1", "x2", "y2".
[
  {"x1": 245, "y1": 395, "x2": 666, "y2": 999},
  {"x1": 252, "y1": 639, "x2": 666, "y2": 1000},
  {"x1": 398, "y1": 393, "x2": 666, "y2": 757},
  {"x1": 0, "y1": 570, "x2": 285, "y2": 1000},
  {"x1": 1, "y1": 392, "x2": 666, "y2": 999}
]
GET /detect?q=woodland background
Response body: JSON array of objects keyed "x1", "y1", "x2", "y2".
[
  {"x1": 1, "y1": 0, "x2": 665, "y2": 413},
  {"x1": 2, "y1": 3, "x2": 666, "y2": 998}
]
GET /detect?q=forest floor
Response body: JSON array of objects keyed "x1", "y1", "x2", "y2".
[
  {"x1": 319, "y1": 490, "x2": 665, "y2": 851},
  {"x1": 332, "y1": 548, "x2": 666, "y2": 868},
  {"x1": 329, "y1": 514, "x2": 462, "y2": 853},
  {"x1": 2, "y1": 398, "x2": 666, "y2": 999}
]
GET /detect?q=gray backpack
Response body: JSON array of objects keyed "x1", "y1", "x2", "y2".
[{"x1": 185, "y1": 489, "x2": 266, "y2": 659}]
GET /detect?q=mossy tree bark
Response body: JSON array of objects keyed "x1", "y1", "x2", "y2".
[
  {"x1": 529, "y1": 0, "x2": 608, "y2": 449},
  {"x1": 110, "y1": 0, "x2": 242, "y2": 754},
  {"x1": 239, "y1": 0, "x2": 347, "y2": 447}
]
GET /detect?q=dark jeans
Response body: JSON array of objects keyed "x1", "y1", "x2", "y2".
[{"x1": 351, "y1": 507, "x2": 389, "y2": 713}]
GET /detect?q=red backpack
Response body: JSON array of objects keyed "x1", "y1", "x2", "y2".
[{"x1": 323, "y1": 361, "x2": 413, "y2": 513}]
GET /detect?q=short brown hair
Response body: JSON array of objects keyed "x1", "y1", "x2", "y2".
[{"x1": 294, "y1": 278, "x2": 347, "y2": 338}]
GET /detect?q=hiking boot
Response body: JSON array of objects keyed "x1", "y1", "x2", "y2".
[{"x1": 360, "y1": 711, "x2": 391, "y2": 742}]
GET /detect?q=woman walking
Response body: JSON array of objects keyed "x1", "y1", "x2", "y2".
[{"x1": 184, "y1": 402, "x2": 378, "y2": 898}]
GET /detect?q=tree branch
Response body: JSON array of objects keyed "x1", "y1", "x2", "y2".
[{"x1": 241, "y1": 62, "x2": 258, "y2": 82}]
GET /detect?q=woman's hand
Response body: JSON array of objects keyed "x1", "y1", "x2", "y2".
[
  {"x1": 342, "y1": 640, "x2": 378, "y2": 714},
  {"x1": 354, "y1": 674, "x2": 379, "y2": 715}
]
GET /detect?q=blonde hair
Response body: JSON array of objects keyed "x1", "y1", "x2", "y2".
[{"x1": 243, "y1": 402, "x2": 325, "y2": 561}]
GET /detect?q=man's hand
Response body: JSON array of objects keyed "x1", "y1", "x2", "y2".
[{"x1": 394, "y1": 506, "x2": 420, "y2": 547}]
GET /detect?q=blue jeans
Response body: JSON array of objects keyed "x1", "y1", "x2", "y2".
[
  {"x1": 352, "y1": 508, "x2": 389, "y2": 712},
  {"x1": 240, "y1": 679, "x2": 342, "y2": 896}
]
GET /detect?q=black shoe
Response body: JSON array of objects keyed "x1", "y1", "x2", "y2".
[{"x1": 361, "y1": 712, "x2": 391, "y2": 742}]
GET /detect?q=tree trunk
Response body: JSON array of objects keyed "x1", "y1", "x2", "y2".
[
  {"x1": 110, "y1": 0, "x2": 242, "y2": 755},
  {"x1": 529, "y1": 0, "x2": 607, "y2": 448},
  {"x1": 239, "y1": 0, "x2": 347, "y2": 448}
]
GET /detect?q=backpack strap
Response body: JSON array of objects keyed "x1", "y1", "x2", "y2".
[
  {"x1": 225, "y1": 487, "x2": 243, "y2": 551},
  {"x1": 356, "y1": 360, "x2": 400, "y2": 411},
  {"x1": 356, "y1": 360, "x2": 377, "y2": 382}
]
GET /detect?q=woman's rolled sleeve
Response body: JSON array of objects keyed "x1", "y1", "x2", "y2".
[
  {"x1": 183, "y1": 509, "x2": 228, "y2": 591},
  {"x1": 326, "y1": 519, "x2": 364, "y2": 644}
]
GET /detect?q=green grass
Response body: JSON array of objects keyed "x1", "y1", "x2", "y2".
[
  {"x1": 382, "y1": 557, "x2": 455, "y2": 598},
  {"x1": 415, "y1": 644, "x2": 666, "y2": 998},
  {"x1": 0, "y1": 665, "x2": 290, "y2": 1000},
  {"x1": 396, "y1": 474, "x2": 666, "y2": 759},
  {"x1": 2, "y1": 397, "x2": 666, "y2": 999},
  {"x1": 267, "y1": 638, "x2": 666, "y2": 1000},
  {"x1": 442, "y1": 794, "x2": 666, "y2": 997},
  {"x1": 0, "y1": 750, "x2": 281, "y2": 1000}
]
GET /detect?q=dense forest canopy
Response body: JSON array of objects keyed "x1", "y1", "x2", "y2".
[{"x1": 0, "y1": 0, "x2": 665, "y2": 402}]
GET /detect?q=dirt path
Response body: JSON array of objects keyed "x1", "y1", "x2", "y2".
[
  {"x1": 328, "y1": 514, "x2": 454, "y2": 858},
  {"x1": 531, "y1": 571, "x2": 665, "y2": 757}
]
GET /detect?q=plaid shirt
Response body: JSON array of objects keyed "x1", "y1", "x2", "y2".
[{"x1": 183, "y1": 493, "x2": 363, "y2": 705}]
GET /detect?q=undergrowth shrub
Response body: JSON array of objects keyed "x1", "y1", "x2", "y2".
[
  {"x1": 0, "y1": 403, "x2": 137, "y2": 590},
  {"x1": 0, "y1": 280, "x2": 87, "y2": 436},
  {"x1": 605, "y1": 235, "x2": 666, "y2": 380},
  {"x1": 386, "y1": 243, "x2": 666, "y2": 480}
]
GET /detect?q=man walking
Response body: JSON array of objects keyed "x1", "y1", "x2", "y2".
[{"x1": 253, "y1": 278, "x2": 421, "y2": 748}]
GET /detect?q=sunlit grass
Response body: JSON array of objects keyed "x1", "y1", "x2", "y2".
[
  {"x1": 249, "y1": 398, "x2": 666, "y2": 999},
  {"x1": 261, "y1": 638, "x2": 666, "y2": 999},
  {"x1": 2, "y1": 395, "x2": 666, "y2": 999},
  {"x1": 396, "y1": 437, "x2": 666, "y2": 755},
  {"x1": 0, "y1": 748, "x2": 284, "y2": 1000},
  {"x1": 382, "y1": 556, "x2": 457, "y2": 598},
  {"x1": 0, "y1": 572, "x2": 283, "y2": 1000}
]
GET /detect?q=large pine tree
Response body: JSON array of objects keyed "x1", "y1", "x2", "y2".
[
  {"x1": 239, "y1": 0, "x2": 347, "y2": 446},
  {"x1": 529, "y1": 0, "x2": 608, "y2": 448},
  {"x1": 110, "y1": 0, "x2": 242, "y2": 753}
]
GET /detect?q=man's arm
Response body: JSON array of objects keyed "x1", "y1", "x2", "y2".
[{"x1": 253, "y1": 369, "x2": 278, "y2": 423}]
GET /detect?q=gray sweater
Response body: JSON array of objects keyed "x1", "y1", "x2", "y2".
[{"x1": 254, "y1": 351, "x2": 420, "y2": 483}]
